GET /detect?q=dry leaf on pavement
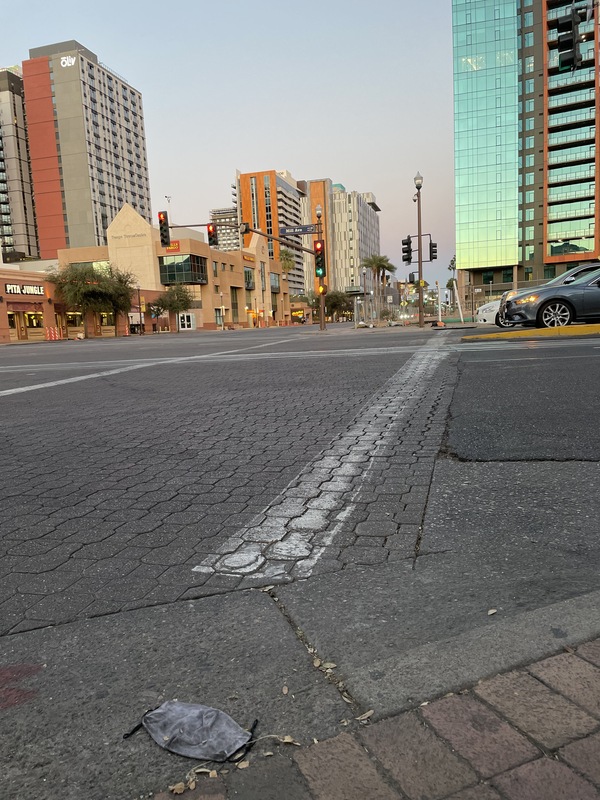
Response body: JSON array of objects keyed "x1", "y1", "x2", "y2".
[
  {"x1": 313, "y1": 658, "x2": 321, "y2": 668},
  {"x1": 488, "y1": 608, "x2": 497, "y2": 616},
  {"x1": 280, "y1": 735, "x2": 301, "y2": 746},
  {"x1": 209, "y1": 770, "x2": 218, "y2": 778},
  {"x1": 168, "y1": 783, "x2": 186, "y2": 795},
  {"x1": 237, "y1": 760, "x2": 250, "y2": 770},
  {"x1": 322, "y1": 662, "x2": 336, "y2": 669},
  {"x1": 282, "y1": 685, "x2": 289, "y2": 695},
  {"x1": 355, "y1": 710, "x2": 374, "y2": 722}
]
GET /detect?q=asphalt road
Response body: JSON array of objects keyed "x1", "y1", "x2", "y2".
[{"x1": 1, "y1": 325, "x2": 599, "y2": 799}]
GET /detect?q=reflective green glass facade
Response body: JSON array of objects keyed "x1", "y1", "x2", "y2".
[{"x1": 453, "y1": 0, "x2": 520, "y2": 271}]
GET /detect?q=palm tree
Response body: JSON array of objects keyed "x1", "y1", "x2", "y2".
[
  {"x1": 360, "y1": 255, "x2": 396, "y2": 320},
  {"x1": 279, "y1": 248, "x2": 295, "y2": 277}
]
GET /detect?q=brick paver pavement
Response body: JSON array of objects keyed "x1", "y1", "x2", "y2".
[{"x1": 172, "y1": 637, "x2": 600, "y2": 800}]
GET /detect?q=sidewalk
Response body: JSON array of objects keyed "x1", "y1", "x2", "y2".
[{"x1": 160, "y1": 638, "x2": 600, "y2": 800}]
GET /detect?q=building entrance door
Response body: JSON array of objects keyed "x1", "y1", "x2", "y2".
[{"x1": 179, "y1": 313, "x2": 195, "y2": 330}]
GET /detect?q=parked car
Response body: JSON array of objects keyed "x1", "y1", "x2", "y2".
[
  {"x1": 502, "y1": 267, "x2": 600, "y2": 327},
  {"x1": 476, "y1": 300, "x2": 515, "y2": 328},
  {"x1": 499, "y1": 263, "x2": 600, "y2": 322}
]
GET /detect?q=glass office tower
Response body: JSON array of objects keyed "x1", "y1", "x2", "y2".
[{"x1": 453, "y1": 0, "x2": 599, "y2": 292}]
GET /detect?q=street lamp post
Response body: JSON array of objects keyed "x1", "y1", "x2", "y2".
[
  {"x1": 362, "y1": 266, "x2": 367, "y2": 324},
  {"x1": 316, "y1": 204, "x2": 326, "y2": 331},
  {"x1": 414, "y1": 172, "x2": 424, "y2": 328},
  {"x1": 137, "y1": 285, "x2": 143, "y2": 335}
]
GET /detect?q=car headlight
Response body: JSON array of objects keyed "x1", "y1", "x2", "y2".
[
  {"x1": 514, "y1": 294, "x2": 539, "y2": 305},
  {"x1": 505, "y1": 290, "x2": 518, "y2": 301}
]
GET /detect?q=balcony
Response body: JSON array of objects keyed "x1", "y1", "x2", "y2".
[{"x1": 547, "y1": 185, "x2": 595, "y2": 203}]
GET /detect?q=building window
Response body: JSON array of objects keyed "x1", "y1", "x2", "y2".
[
  {"x1": 526, "y1": 173, "x2": 534, "y2": 185},
  {"x1": 524, "y1": 32, "x2": 534, "y2": 48},
  {"x1": 525, "y1": 154, "x2": 534, "y2": 167},
  {"x1": 544, "y1": 265, "x2": 556, "y2": 279},
  {"x1": 502, "y1": 268, "x2": 513, "y2": 284},
  {"x1": 525, "y1": 118, "x2": 535, "y2": 131},
  {"x1": 524, "y1": 11, "x2": 533, "y2": 25},
  {"x1": 525, "y1": 245, "x2": 534, "y2": 261},
  {"x1": 525, "y1": 190, "x2": 534, "y2": 203},
  {"x1": 525, "y1": 99, "x2": 534, "y2": 113},
  {"x1": 214, "y1": 284, "x2": 219, "y2": 293},
  {"x1": 525, "y1": 79, "x2": 534, "y2": 93},
  {"x1": 481, "y1": 270, "x2": 494, "y2": 286},
  {"x1": 213, "y1": 261, "x2": 218, "y2": 277},
  {"x1": 526, "y1": 208, "x2": 534, "y2": 221},
  {"x1": 525, "y1": 136, "x2": 534, "y2": 149},
  {"x1": 525, "y1": 56, "x2": 534, "y2": 72},
  {"x1": 525, "y1": 267, "x2": 533, "y2": 281},
  {"x1": 525, "y1": 226, "x2": 534, "y2": 240}
]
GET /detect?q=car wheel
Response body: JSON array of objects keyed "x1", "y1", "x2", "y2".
[
  {"x1": 537, "y1": 301, "x2": 573, "y2": 328},
  {"x1": 495, "y1": 313, "x2": 515, "y2": 329}
]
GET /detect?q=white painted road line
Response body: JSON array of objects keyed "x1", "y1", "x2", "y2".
[{"x1": 192, "y1": 341, "x2": 449, "y2": 582}]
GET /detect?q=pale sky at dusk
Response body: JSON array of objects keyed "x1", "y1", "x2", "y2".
[{"x1": 8, "y1": 0, "x2": 456, "y2": 286}]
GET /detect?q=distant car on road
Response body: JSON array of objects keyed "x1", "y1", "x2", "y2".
[
  {"x1": 476, "y1": 300, "x2": 515, "y2": 328},
  {"x1": 503, "y1": 267, "x2": 600, "y2": 327},
  {"x1": 499, "y1": 263, "x2": 600, "y2": 322}
]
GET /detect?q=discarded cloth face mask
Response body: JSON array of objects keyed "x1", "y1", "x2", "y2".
[{"x1": 124, "y1": 700, "x2": 255, "y2": 761}]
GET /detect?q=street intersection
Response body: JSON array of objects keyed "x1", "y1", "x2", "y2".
[{"x1": 1, "y1": 325, "x2": 600, "y2": 799}]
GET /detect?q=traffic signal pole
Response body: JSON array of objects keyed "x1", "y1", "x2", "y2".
[{"x1": 416, "y1": 185, "x2": 424, "y2": 328}]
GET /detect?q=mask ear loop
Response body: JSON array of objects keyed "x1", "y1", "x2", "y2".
[
  {"x1": 123, "y1": 707, "x2": 157, "y2": 739},
  {"x1": 227, "y1": 719, "x2": 259, "y2": 762}
]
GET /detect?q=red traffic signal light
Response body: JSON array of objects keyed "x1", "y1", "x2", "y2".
[
  {"x1": 207, "y1": 223, "x2": 218, "y2": 248},
  {"x1": 158, "y1": 211, "x2": 170, "y2": 247}
]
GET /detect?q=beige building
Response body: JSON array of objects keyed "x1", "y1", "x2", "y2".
[{"x1": 57, "y1": 204, "x2": 291, "y2": 333}]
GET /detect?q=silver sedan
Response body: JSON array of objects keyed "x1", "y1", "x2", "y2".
[{"x1": 503, "y1": 268, "x2": 600, "y2": 327}]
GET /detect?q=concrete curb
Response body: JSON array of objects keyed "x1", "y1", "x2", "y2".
[{"x1": 462, "y1": 323, "x2": 600, "y2": 342}]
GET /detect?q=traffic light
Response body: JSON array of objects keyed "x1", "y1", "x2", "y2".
[
  {"x1": 207, "y1": 223, "x2": 219, "y2": 248},
  {"x1": 318, "y1": 283, "x2": 328, "y2": 296},
  {"x1": 402, "y1": 235, "x2": 412, "y2": 264},
  {"x1": 314, "y1": 239, "x2": 326, "y2": 278},
  {"x1": 408, "y1": 272, "x2": 416, "y2": 283},
  {"x1": 158, "y1": 211, "x2": 170, "y2": 247},
  {"x1": 557, "y1": 9, "x2": 583, "y2": 71},
  {"x1": 429, "y1": 241, "x2": 438, "y2": 261}
]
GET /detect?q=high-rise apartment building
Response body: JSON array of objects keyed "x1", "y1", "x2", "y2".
[
  {"x1": 301, "y1": 180, "x2": 380, "y2": 293},
  {"x1": 0, "y1": 67, "x2": 38, "y2": 259},
  {"x1": 22, "y1": 41, "x2": 151, "y2": 258},
  {"x1": 330, "y1": 185, "x2": 381, "y2": 290},
  {"x1": 209, "y1": 206, "x2": 241, "y2": 252},
  {"x1": 453, "y1": 0, "x2": 598, "y2": 290},
  {"x1": 237, "y1": 169, "x2": 306, "y2": 294}
]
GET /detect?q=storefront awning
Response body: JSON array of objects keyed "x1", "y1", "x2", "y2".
[{"x1": 6, "y1": 301, "x2": 44, "y2": 312}]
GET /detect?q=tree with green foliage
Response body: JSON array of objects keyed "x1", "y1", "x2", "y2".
[
  {"x1": 147, "y1": 298, "x2": 168, "y2": 329},
  {"x1": 104, "y1": 265, "x2": 137, "y2": 336},
  {"x1": 325, "y1": 290, "x2": 354, "y2": 320},
  {"x1": 48, "y1": 263, "x2": 112, "y2": 338},
  {"x1": 155, "y1": 284, "x2": 194, "y2": 331}
]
